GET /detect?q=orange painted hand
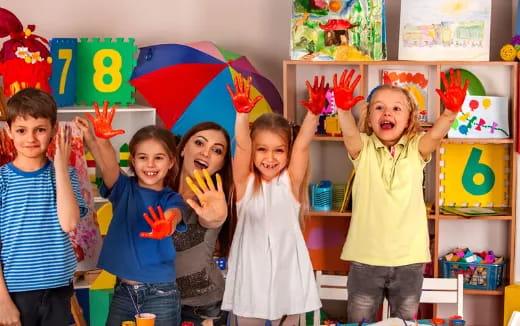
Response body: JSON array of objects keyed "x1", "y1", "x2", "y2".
[
  {"x1": 226, "y1": 73, "x2": 263, "y2": 113},
  {"x1": 85, "y1": 101, "x2": 125, "y2": 139},
  {"x1": 139, "y1": 206, "x2": 175, "y2": 240},
  {"x1": 333, "y1": 69, "x2": 364, "y2": 111},
  {"x1": 436, "y1": 68, "x2": 469, "y2": 113},
  {"x1": 185, "y1": 169, "x2": 227, "y2": 221},
  {"x1": 300, "y1": 75, "x2": 328, "y2": 115}
]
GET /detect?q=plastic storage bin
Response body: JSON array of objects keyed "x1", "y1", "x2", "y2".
[
  {"x1": 440, "y1": 259, "x2": 505, "y2": 290},
  {"x1": 332, "y1": 184, "x2": 345, "y2": 211},
  {"x1": 309, "y1": 180, "x2": 332, "y2": 211}
]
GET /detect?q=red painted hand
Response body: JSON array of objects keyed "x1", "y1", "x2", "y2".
[
  {"x1": 332, "y1": 69, "x2": 364, "y2": 111},
  {"x1": 300, "y1": 75, "x2": 328, "y2": 115},
  {"x1": 139, "y1": 206, "x2": 175, "y2": 240},
  {"x1": 85, "y1": 101, "x2": 125, "y2": 139},
  {"x1": 226, "y1": 74, "x2": 263, "y2": 113},
  {"x1": 436, "y1": 68, "x2": 469, "y2": 113}
]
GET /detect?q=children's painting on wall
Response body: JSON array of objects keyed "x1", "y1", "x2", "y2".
[
  {"x1": 291, "y1": 0, "x2": 387, "y2": 61},
  {"x1": 448, "y1": 96, "x2": 510, "y2": 139},
  {"x1": 398, "y1": 0, "x2": 491, "y2": 61}
]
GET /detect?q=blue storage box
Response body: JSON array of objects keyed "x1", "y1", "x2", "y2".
[
  {"x1": 440, "y1": 259, "x2": 505, "y2": 290},
  {"x1": 309, "y1": 180, "x2": 332, "y2": 211}
]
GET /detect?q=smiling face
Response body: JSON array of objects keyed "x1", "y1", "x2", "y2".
[
  {"x1": 8, "y1": 115, "x2": 55, "y2": 164},
  {"x1": 131, "y1": 138, "x2": 175, "y2": 191},
  {"x1": 368, "y1": 88, "x2": 411, "y2": 147},
  {"x1": 181, "y1": 129, "x2": 228, "y2": 178},
  {"x1": 252, "y1": 130, "x2": 289, "y2": 182}
]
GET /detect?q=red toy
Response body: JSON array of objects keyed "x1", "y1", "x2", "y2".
[{"x1": 0, "y1": 8, "x2": 52, "y2": 97}]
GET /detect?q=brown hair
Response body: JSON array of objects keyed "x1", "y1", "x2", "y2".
[
  {"x1": 6, "y1": 88, "x2": 57, "y2": 127},
  {"x1": 174, "y1": 122, "x2": 237, "y2": 257},
  {"x1": 358, "y1": 84, "x2": 422, "y2": 140},
  {"x1": 250, "y1": 113, "x2": 309, "y2": 227},
  {"x1": 129, "y1": 125, "x2": 179, "y2": 189}
]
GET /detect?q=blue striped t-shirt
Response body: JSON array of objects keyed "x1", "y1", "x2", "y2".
[{"x1": 0, "y1": 161, "x2": 88, "y2": 292}]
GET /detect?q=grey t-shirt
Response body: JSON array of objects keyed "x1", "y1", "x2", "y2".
[{"x1": 173, "y1": 205, "x2": 225, "y2": 306}]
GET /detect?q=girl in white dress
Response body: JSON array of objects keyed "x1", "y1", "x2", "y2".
[{"x1": 222, "y1": 74, "x2": 324, "y2": 326}]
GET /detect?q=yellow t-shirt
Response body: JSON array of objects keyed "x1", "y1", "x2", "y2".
[{"x1": 340, "y1": 133, "x2": 431, "y2": 266}]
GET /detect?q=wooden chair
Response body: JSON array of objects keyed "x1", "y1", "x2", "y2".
[
  {"x1": 312, "y1": 271, "x2": 349, "y2": 326},
  {"x1": 71, "y1": 293, "x2": 88, "y2": 326},
  {"x1": 382, "y1": 274, "x2": 464, "y2": 319}
]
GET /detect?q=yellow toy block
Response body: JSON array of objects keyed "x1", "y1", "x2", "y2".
[
  {"x1": 91, "y1": 270, "x2": 116, "y2": 290},
  {"x1": 96, "y1": 202, "x2": 113, "y2": 236},
  {"x1": 504, "y1": 283, "x2": 520, "y2": 325}
]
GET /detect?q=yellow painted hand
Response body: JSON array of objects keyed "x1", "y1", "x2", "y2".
[{"x1": 185, "y1": 169, "x2": 227, "y2": 221}]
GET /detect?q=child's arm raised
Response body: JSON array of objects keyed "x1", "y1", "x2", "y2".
[
  {"x1": 227, "y1": 74, "x2": 262, "y2": 199},
  {"x1": 420, "y1": 68, "x2": 469, "y2": 159},
  {"x1": 75, "y1": 102, "x2": 124, "y2": 190},
  {"x1": 53, "y1": 124, "x2": 80, "y2": 232},
  {"x1": 0, "y1": 267, "x2": 20, "y2": 326},
  {"x1": 288, "y1": 76, "x2": 326, "y2": 195},
  {"x1": 334, "y1": 69, "x2": 365, "y2": 159}
]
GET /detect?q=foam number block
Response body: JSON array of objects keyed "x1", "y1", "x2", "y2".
[
  {"x1": 76, "y1": 38, "x2": 137, "y2": 106},
  {"x1": 49, "y1": 38, "x2": 77, "y2": 107},
  {"x1": 448, "y1": 96, "x2": 510, "y2": 139},
  {"x1": 440, "y1": 143, "x2": 509, "y2": 207}
]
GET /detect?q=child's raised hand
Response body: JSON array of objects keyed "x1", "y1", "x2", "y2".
[
  {"x1": 300, "y1": 75, "x2": 328, "y2": 115},
  {"x1": 226, "y1": 74, "x2": 263, "y2": 113},
  {"x1": 185, "y1": 169, "x2": 227, "y2": 220},
  {"x1": 53, "y1": 124, "x2": 72, "y2": 171},
  {"x1": 333, "y1": 69, "x2": 364, "y2": 111},
  {"x1": 74, "y1": 116, "x2": 95, "y2": 144},
  {"x1": 436, "y1": 68, "x2": 469, "y2": 113},
  {"x1": 85, "y1": 101, "x2": 125, "y2": 139},
  {"x1": 139, "y1": 206, "x2": 175, "y2": 240}
]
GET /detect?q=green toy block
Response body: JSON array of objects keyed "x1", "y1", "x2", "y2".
[
  {"x1": 76, "y1": 37, "x2": 137, "y2": 106},
  {"x1": 89, "y1": 288, "x2": 114, "y2": 326}
]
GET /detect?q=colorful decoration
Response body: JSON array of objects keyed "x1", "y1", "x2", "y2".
[
  {"x1": 447, "y1": 96, "x2": 509, "y2": 139},
  {"x1": 291, "y1": 0, "x2": 387, "y2": 61},
  {"x1": 76, "y1": 37, "x2": 137, "y2": 106},
  {"x1": 49, "y1": 38, "x2": 77, "y2": 107},
  {"x1": 130, "y1": 42, "x2": 282, "y2": 139},
  {"x1": 86, "y1": 151, "x2": 96, "y2": 183},
  {"x1": 382, "y1": 69, "x2": 429, "y2": 122},
  {"x1": 440, "y1": 143, "x2": 509, "y2": 208},
  {"x1": 399, "y1": 0, "x2": 492, "y2": 61},
  {"x1": 119, "y1": 143, "x2": 130, "y2": 174},
  {"x1": 0, "y1": 8, "x2": 52, "y2": 97}
]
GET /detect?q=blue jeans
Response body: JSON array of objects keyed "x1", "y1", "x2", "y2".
[
  {"x1": 106, "y1": 280, "x2": 181, "y2": 326},
  {"x1": 346, "y1": 262, "x2": 424, "y2": 323}
]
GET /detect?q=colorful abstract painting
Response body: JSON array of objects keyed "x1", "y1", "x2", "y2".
[
  {"x1": 291, "y1": 0, "x2": 386, "y2": 61},
  {"x1": 447, "y1": 96, "x2": 509, "y2": 139},
  {"x1": 440, "y1": 143, "x2": 509, "y2": 208},
  {"x1": 382, "y1": 70, "x2": 429, "y2": 122},
  {"x1": 399, "y1": 0, "x2": 491, "y2": 61}
]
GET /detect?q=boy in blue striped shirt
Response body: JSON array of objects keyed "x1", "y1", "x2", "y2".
[{"x1": 0, "y1": 88, "x2": 88, "y2": 326}]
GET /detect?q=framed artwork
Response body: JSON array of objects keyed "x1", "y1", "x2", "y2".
[
  {"x1": 291, "y1": 0, "x2": 386, "y2": 61},
  {"x1": 399, "y1": 0, "x2": 491, "y2": 61}
]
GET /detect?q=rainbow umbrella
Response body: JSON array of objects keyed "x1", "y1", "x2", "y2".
[{"x1": 130, "y1": 42, "x2": 282, "y2": 138}]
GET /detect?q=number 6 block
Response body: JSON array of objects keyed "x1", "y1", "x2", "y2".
[{"x1": 76, "y1": 37, "x2": 137, "y2": 106}]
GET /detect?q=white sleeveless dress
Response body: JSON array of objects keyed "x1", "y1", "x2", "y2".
[{"x1": 222, "y1": 171, "x2": 321, "y2": 320}]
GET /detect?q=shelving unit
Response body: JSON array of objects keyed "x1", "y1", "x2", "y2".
[{"x1": 284, "y1": 60, "x2": 517, "y2": 324}]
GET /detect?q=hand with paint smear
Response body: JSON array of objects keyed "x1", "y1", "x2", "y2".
[
  {"x1": 436, "y1": 68, "x2": 469, "y2": 113},
  {"x1": 140, "y1": 206, "x2": 175, "y2": 240},
  {"x1": 85, "y1": 101, "x2": 125, "y2": 139},
  {"x1": 185, "y1": 169, "x2": 227, "y2": 221},
  {"x1": 226, "y1": 73, "x2": 263, "y2": 113},
  {"x1": 333, "y1": 69, "x2": 364, "y2": 111},
  {"x1": 300, "y1": 75, "x2": 328, "y2": 115}
]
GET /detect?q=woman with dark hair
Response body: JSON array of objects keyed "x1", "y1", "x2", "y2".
[{"x1": 173, "y1": 122, "x2": 236, "y2": 326}]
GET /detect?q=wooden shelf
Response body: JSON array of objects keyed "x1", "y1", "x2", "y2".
[
  {"x1": 441, "y1": 138, "x2": 514, "y2": 144},
  {"x1": 438, "y1": 214, "x2": 513, "y2": 221},
  {"x1": 309, "y1": 210, "x2": 351, "y2": 217},
  {"x1": 464, "y1": 288, "x2": 504, "y2": 296},
  {"x1": 313, "y1": 136, "x2": 343, "y2": 141}
]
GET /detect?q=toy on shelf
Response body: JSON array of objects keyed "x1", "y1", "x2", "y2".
[
  {"x1": 0, "y1": 8, "x2": 52, "y2": 97},
  {"x1": 500, "y1": 0, "x2": 520, "y2": 61}
]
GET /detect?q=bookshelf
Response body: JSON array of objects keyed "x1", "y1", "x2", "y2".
[{"x1": 284, "y1": 60, "x2": 517, "y2": 324}]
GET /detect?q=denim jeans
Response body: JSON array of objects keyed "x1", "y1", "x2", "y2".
[
  {"x1": 106, "y1": 280, "x2": 181, "y2": 326},
  {"x1": 181, "y1": 301, "x2": 228, "y2": 326},
  {"x1": 10, "y1": 283, "x2": 73, "y2": 326},
  {"x1": 346, "y1": 262, "x2": 424, "y2": 323}
]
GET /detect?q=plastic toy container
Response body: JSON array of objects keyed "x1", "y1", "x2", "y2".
[
  {"x1": 440, "y1": 259, "x2": 505, "y2": 290},
  {"x1": 332, "y1": 184, "x2": 345, "y2": 211},
  {"x1": 309, "y1": 180, "x2": 332, "y2": 211}
]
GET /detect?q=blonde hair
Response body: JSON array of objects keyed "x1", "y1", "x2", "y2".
[
  {"x1": 250, "y1": 113, "x2": 309, "y2": 228},
  {"x1": 358, "y1": 84, "x2": 422, "y2": 140}
]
